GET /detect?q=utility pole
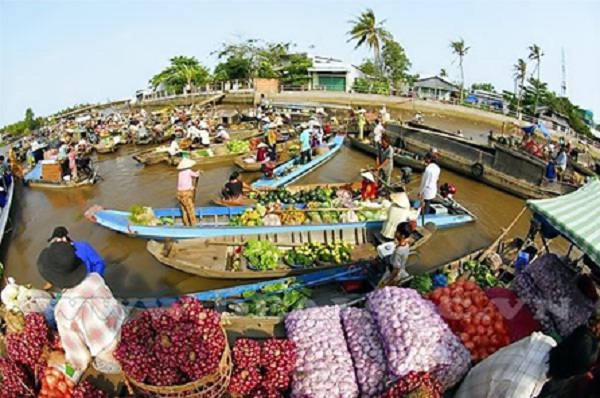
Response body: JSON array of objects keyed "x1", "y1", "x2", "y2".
[{"x1": 561, "y1": 48, "x2": 567, "y2": 97}]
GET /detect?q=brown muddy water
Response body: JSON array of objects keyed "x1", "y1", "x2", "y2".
[{"x1": 1, "y1": 131, "x2": 528, "y2": 299}]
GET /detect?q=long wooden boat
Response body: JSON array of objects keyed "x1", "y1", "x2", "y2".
[
  {"x1": 348, "y1": 136, "x2": 426, "y2": 172},
  {"x1": 88, "y1": 196, "x2": 475, "y2": 240},
  {"x1": 93, "y1": 143, "x2": 118, "y2": 154},
  {"x1": 146, "y1": 223, "x2": 436, "y2": 279},
  {"x1": 132, "y1": 147, "x2": 170, "y2": 165},
  {"x1": 387, "y1": 123, "x2": 576, "y2": 199},
  {"x1": 250, "y1": 135, "x2": 345, "y2": 189},
  {"x1": 24, "y1": 163, "x2": 98, "y2": 189},
  {"x1": 0, "y1": 181, "x2": 15, "y2": 247}
]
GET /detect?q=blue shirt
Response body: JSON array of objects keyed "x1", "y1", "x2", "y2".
[
  {"x1": 300, "y1": 129, "x2": 311, "y2": 151},
  {"x1": 73, "y1": 241, "x2": 105, "y2": 276},
  {"x1": 556, "y1": 151, "x2": 567, "y2": 168}
]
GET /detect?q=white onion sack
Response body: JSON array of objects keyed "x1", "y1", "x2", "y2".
[
  {"x1": 285, "y1": 306, "x2": 359, "y2": 398},
  {"x1": 367, "y1": 287, "x2": 471, "y2": 390},
  {"x1": 341, "y1": 308, "x2": 389, "y2": 397}
]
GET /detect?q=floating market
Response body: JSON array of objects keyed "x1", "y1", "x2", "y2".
[{"x1": 1, "y1": 2, "x2": 600, "y2": 398}]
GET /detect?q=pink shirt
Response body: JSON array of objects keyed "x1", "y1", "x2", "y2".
[{"x1": 177, "y1": 169, "x2": 199, "y2": 191}]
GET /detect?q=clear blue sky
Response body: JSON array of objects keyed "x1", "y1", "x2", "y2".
[{"x1": 1, "y1": 0, "x2": 599, "y2": 125}]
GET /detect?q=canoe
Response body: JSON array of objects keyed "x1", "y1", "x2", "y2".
[
  {"x1": 24, "y1": 163, "x2": 98, "y2": 189},
  {"x1": 250, "y1": 134, "x2": 345, "y2": 189},
  {"x1": 348, "y1": 136, "x2": 426, "y2": 172},
  {"x1": 0, "y1": 181, "x2": 15, "y2": 248},
  {"x1": 93, "y1": 144, "x2": 118, "y2": 154},
  {"x1": 146, "y1": 223, "x2": 437, "y2": 279},
  {"x1": 88, "y1": 197, "x2": 475, "y2": 240},
  {"x1": 132, "y1": 147, "x2": 170, "y2": 165}
]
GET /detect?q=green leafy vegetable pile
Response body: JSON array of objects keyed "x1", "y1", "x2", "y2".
[{"x1": 243, "y1": 239, "x2": 282, "y2": 270}]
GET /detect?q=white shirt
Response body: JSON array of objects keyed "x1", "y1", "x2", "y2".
[
  {"x1": 199, "y1": 129, "x2": 210, "y2": 145},
  {"x1": 374, "y1": 124, "x2": 385, "y2": 143},
  {"x1": 199, "y1": 120, "x2": 208, "y2": 130},
  {"x1": 168, "y1": 140, "x2": 180, "y2": 156},
  {"x1": 187, "y1": 126, "x2": 202, "y2": 139},
  {"x1": 419, "y1": 163, "x2": 440, "y2": 200},
  {"x1": 216, "y1": 130, "x2": 230, "y2": 141}
]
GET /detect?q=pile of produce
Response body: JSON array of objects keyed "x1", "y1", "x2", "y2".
[
  {"x1": 367, "y1": 287, "x2": 471, "y2": 390},
  {"x1": 5, "y1": 312, "x2": 53, "y2": 374},
  {"x1": 377, "y1": 371, "x2": 442, "y2": 398},
  {"x1": 511, "y1": 253, "x2": 594, "y2": 336},
  {"x1": 0, "y1": 358, "x2": 35, "y2": 397},
  {"x1": 194, "y1": 149, "x2": 212, "y2": 157},
  {"x1": 284, "y1": 241, "x2": 354, "y2": 267},
  {"x1": 285, "y1": 306, "x2": 359, "y2": 398},
  {"x1": 341, "y1": 308, "x2": 388, "y2": 397},
  {"x1": 428, "y1": 280, "x2": 511, "y2": 362},
  {"x1": 38, "y1": 368, "x2": 109, "y2": 398},
  {"x1": 128, "y1": 205, "x2": 162, "y2": 226},
  {"x1": 279, "y1": 209, "x2": 306, "y2": 225},
  {"x1": 356, "y1": 209, "x2": 388, "y2": 222},
  {"x1": 227, "y1": 140, "x2": 251, "y2": 154},
  {"x1": 229, "y1": 204, "x2": 268, "y2": 227},
  {"x1": 248, "y1": 186, "x2": 342, "y2": 206},
  {"x1": 243, "y1": 239, "x2": 282, "y2": 270},
  {"x1": 234, "y1": 284, "x2": 311, "y2": 317},
  {"x1": 228, "y1": 338, "x2": 297, "y2": 397},
  {"x1": 409, "y1": 274, "x2": 433, "y2": 294},
  {"x1": 115, "y1": 296, "x2": 226, "y2": 387}
]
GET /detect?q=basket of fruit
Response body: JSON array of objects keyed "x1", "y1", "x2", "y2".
[
  {"x1": 243, "y1": 240, "x2": 282, "y2": 271},
  {"x1": 314, "y1": 241, "x2": 354, "y2": 267},
  {"x1": 118, "y1": 297, "x2": 233, "y2": 398},
  {"x1": 284, "y1": 243, "x2": 319, "y2": 268}
]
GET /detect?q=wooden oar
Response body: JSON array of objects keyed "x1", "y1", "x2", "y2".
[{"x1": 479, "y1": 206, "x2": 527, "y2": 261}]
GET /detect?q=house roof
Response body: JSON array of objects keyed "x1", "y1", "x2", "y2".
[
  {"x1": 413, "y1": 76, "x2": 460, "y2": 92},
  {"x1": 535, "y1": 106, "x2": 571, "y2": 127}
]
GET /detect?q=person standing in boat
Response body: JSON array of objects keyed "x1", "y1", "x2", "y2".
[
  {"x1": 419, "y1": 151, "x2": 440, "y2": 214},
  {"x1": 555, "y1": 145, "x2": 568, "y2": 180},
  {"x1": 168, "y1": 135, "x2": 181, "y2": 157},
  {"x1": 299, "y1": 124, "x2": 312, "y2": 165},
  {"x1": 357, "y1": 109, "x2": 366, "y2": 141},
  {"x1": 373, "y1": 119, "x2": 385, "y2": 152},
  {"x1": 266, "y1": 124, "x2": 278, "y2": 161},
  {"x1": 376, "y1": 134, "x2": 394, "y2": 185},
  {"x1": 176, "y1": 158, "x2": 201, "y2": 226}
]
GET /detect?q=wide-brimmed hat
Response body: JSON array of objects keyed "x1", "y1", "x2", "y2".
[
  {"x1": 257, "y1": 143, "x2": 269, "y2": 149},
  {"x1": 217, "y1": 125, "x2": 225, "y2": 130},
  {"x1": 37, "y1": 242, "x2": 87, "y2": 289},
  {"x1": 390, "y1": 192, "x2": 410, "y2": 208},
  {"x1": 361, "y1": 171, "x2": 375, "y2": 182},
  {"x1": 177, "y1": 158, "x2": 196, "y2": 170}
]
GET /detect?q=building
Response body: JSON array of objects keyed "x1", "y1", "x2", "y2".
[
  {"x1": 534, "y1": 106, "x2": 572, "y2": 135},
  {"x1": 465, "y1": 90, "x2": 507, "y2": 113},
  {"x1": 412, "y1": 76, "x2": 460, "y2": 101},
  {"x1": 580, "y1": 109, "x2": 595, "y2": 127},
  {"x1": 307, "y1": 56, "x2": 360, "y2": 92}
]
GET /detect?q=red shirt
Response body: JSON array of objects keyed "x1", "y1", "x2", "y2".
[{"x1": 361, "y1": 180, "x2": 377, "y2": 200}]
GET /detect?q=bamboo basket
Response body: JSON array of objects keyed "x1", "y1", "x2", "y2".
[{"x1": 125, "y1": 327, "x2": 232, "y2": 398}]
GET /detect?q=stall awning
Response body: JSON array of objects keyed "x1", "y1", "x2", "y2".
[{"x1": 528, "y1": 179, "x2": 600, "y2": 265}]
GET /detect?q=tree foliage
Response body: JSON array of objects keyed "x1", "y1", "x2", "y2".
[
  {"x1": 150, "y1": 56, "x2": 210, "y2": 94},
  {"x1": 471, "y1": 82, "x2": 496, "y2": 92},
  {"x1": 347, "y1": 9, "x2": 392, "y2": 67},
  {"x1": 354, "y1": 38, "x2": 412, "y2": 94},
  {"x1": 450, "y1": 38, "x2": 470, "y2": 100},
  {"x1": 1, "y1": 108, "x2": 44, "y2": 137}
]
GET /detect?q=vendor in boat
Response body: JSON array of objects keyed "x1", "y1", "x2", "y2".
[
  {"x1": 222, "y1": 171, "x2": 249, "y2": 200},
  {"x1": 376, "y1": 134, "x2": 394, "y2": 185},
  {"x1": 168, "y1": 135, "x2": 180, "y2": 157},
  {"x1": 357, "y1": 109, "x2": 366, "y2": 140},
  {"x1": 554, "y1": 145, "x2": 568, "y2": 180},
  {"x1": 361, "y1": 170, "x2": 378, "y2": 201},
  {"x1": 267, "y1": 124, "x2": 278, "y2": 161},
  {"x1": 256, "y1": 142, "x2": 269, "y2": 162},
  {"x1": 373, "y1": 118, "x2": 385, "y2": 151},
  {"x1": 47, "y1": 226, "x2": 106, "y2": 278},
  {"x1": 37, "y1": 242, "x2": 126, "y2": 373},
  {"x1": 299, "y1": 124, "x2": 312, "y2": 165},
  {"x1": 383, "y1": 221, "x2": 412, "y2": 286},
  {"x1": 381, "y1": 189, "x2": 412, "y2": 240},
  {"x1": 418, "y1": 151, "x2": 440, "y2": 214},
  {"x1": 215, "y1": 125, "x2": 230, "y2": 143},
  {"x1": 176, "y1": 158, "x2": 201, "y2": 227}
]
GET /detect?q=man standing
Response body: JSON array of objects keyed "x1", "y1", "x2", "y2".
[
  {"x1": 373, "y1": 119, "x2": 385, "y2": 151},
  {"x1": 419, "y1": 152, "x2": 441, "y2": 214},
  {"x1": 357, "y1": 110, "x2": 366, "y2": 141},
  {"x1": 299, "y1": 124, "x2": 312, "y2": 164},
  {"x1": 176, "y1": 158, "x2": 200, "y2": 226},
  {"x1": 376, "y1": 134, "x2": 394, "y2": 185},
  {"x1": 47, "y1": 226, "x2": 105, "y2": 277},
  {"x1": 555, "y1": 145, "x2": 568, "y2": 180}
]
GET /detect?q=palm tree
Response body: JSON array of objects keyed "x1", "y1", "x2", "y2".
[
  {"x1": 450, "y1": 38, "x2": 470, "y2": 101},
  {"x1": 150, "y1": 56, "x2": 210, "y2": 94},
  {"x1": 347, "y1": 9, "x2": 392, "y2": 69},
  {"x1": 513, "y1": 58, "x2": 528, "y2": 119},
  {"x1": 528, "y1": 44, "x2": 544, "y2": 112},
  {"x1": 439, "y1": 68, "x2": 448, "y2": 78}
]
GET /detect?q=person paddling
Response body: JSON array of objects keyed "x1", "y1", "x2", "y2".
[{"x1": 176, "y1": 158, "x2": 201, "y2": 226}]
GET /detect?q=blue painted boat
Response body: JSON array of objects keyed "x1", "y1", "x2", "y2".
[
  {"x1": 121, "y1": 263, "x2": 373, "y2": 309},
  {"x1": 90, "y1": 198, "x2": 475, "y2": 240},
  {"x1": 24, "y1": 161, "x2": 98, "y2": 189},
  {"x1": 250, "y1": 134, "x2": 345, "y2": 189}
]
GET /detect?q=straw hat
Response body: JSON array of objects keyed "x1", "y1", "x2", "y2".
[
  {"x1": 390, "y1": 192, "x2": 410, "y2": 208},
  {"x1": 177, "y1": 158, "x2": 196, "y2": 170},
  {"x1": 217, "y1": 125, "x2": 225, "y2": 130},
  {"x1": 361, "y1": 171, "x2": 375, "y2": 182},
  {"x1": 257, "y1": 143, "x2": 268, "y2": 149}
]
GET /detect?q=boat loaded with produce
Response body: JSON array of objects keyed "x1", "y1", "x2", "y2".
[{"x1": 88, "y1": 183, "x2": 475, "y2": 239}]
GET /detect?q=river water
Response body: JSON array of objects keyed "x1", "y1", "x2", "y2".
[{"x1": 1, "y1": 118, "x2": 529, "y2": 299}]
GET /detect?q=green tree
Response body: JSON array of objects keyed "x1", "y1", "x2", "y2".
[
  {"x1": 513, "y1": 58, "x2": 527, "y2": 117},
  {"x1": 347, "y1": 9, "x2": 392, "y2": 70},
  {"x1": 213, "y1": 57, "x2": 253, "y2": 81},
  {"x1": 281, "y1": 53, "x2": 312, "y2": 86},
  {"x1": 150, "y1": 56, "x2": 210, "y2": 94},
  {"x1": 528, "y1": 44, "x2": 544, "y2": 112},
  {"x1": 381, "y1": 39, "x2": 411, "y2": 91},
  {"x1": 471, "y1": 83, "x2": 496, "y2": 92},
  {"x1": 450, "y1": 38, "x2": 470, "y2": 101},
  {"x1": 439, "y1": 68, "x2": 448, "y2": 78},
  {"x1": 24, "y1": 108, "x2": 38, "y2": 130}
]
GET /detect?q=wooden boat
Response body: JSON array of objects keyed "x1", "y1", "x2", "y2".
[
  {"x1": 348, "y1": 136, "x2": 426, "y2": 172},
  {"x1": 93, "y1": 143, "x2": 118, "y2": 154},
  {"x1": 24, "y1": 163, "x2": 98, "y2": 189},
  {"x1": 132, "y1": 147, "x2": 170, "y2": 165},
  {"x1": 0, "y1": 181, "x2": 15, "y2": 247},
  {"x1": 386, "y1": 123, "x2": 576, "y2": 199},
  {"x1": 250, "y1": 135, "x2": 345, "y2": 189},
  {"x1": 234, "y1": 144, "x2": 298, "y2": 172},
  {"x1": 88, "y1": 196, "x2": 475, "y2": 240},
  {"x1": 146, "y1": 223, "x2": 437, "y2": 279}
]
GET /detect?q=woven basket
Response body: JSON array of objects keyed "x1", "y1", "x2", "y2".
[{"x1": 126, "y1": 327, "x2": 232, "y2": 398}]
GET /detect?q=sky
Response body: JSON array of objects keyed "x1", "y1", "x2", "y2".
[{"x1": 1, "y1": 0, "x2": 599, "y2": 125}]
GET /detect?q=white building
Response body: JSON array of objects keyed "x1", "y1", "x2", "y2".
[{"x1": 307, "y1": 56, "x2": 361, "y2": 92}]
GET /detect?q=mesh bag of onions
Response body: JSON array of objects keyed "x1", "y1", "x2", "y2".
[
  {"x1": 366, "y1": 287, "x2": 471, "y2": 390},
  {"x1": 114, "y1": 296, "x2": 226, "y2": 387},
  {"x1": 341, "y1": 307, "x2": 389, "y2": 397},
  {"x1": 285, "y1": 306, "x2": 359, "y2": 398}
]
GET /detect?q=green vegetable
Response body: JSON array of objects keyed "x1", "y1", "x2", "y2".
[
  {"x1": 243, "y1": 239, "x2": 281, "y2": 270},
  {"x1": 409, "y1": 274, "x2": 433, "y2": 294}
]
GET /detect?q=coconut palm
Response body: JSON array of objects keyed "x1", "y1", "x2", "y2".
[
  {"x1": 347, "y1": 9, "x2": 392, "y2": 69},
  {"x1": 450, "y1": 38, "x2": 470, "y2": 101},
  {"x1": 150, "y1": 56, "x2": 210, "y2": 94},
  {"x1": 439, "y1": 68, "x2": 448, "y2": 78},
  {"x1": 528, "y1": 44, "x2": 544, "y2": 111},
  {"x1": 513, "y1": 58, "x2": 528, "y2": 118}
]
